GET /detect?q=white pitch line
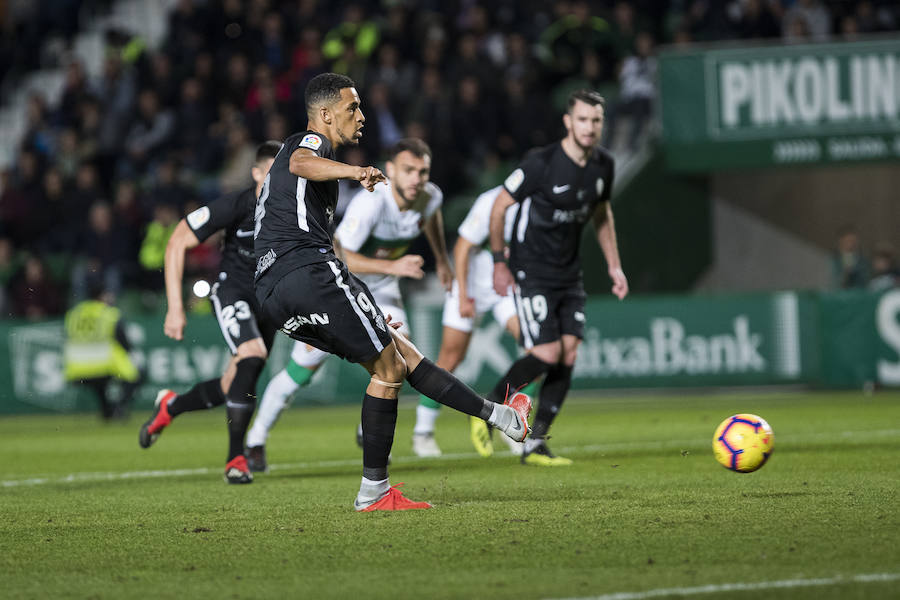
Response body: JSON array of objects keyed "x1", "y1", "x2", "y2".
[
  {"x1": 2, "y1": 429, "x2": 899, "y2": 488},
  {"x1": 549, "y1": 572, "x2": 900, "y2": 600}
]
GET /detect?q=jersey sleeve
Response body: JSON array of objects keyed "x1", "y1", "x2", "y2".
[
  {"x1": 289, "y1": 131, "x2": 332, "y2": 158},
  {"x1": 422, "y1": 182, "x2": 443, "y2": 220},
  {"x1": 334, "y1": 189, "x2": 380, "y2": 252},
  {"x1": 185, "y1": 192, "x2": 245, "y2": 242},
  {"x1": 457, "y1": 189, "x2": 497, "y2": 246},
  {"x1": 502, "y1": 151, "x2": 544, "y2": 202}
]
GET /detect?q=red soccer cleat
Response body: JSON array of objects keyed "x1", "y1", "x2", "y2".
[
  {"x1": 355, "y1": 483, "x2": 433, "y2": 512},
  {"x1": 500, "y1": 387, "x2": 532, "y2": 443},
  {"x1": 138, "y1": 389, "x2": 176, "y2": 449},
  {"x1": 224, "y1": 455, "x2": 253, "y2": 484}
]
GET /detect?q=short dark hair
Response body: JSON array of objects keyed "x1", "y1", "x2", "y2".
[
  {"x1": 256, "y1": 140, "x2": 282, "y2": 163},
  {"x1": 567, "y1": 89, "x2": 605, "y2": 113},
  {"x1": 305, "y1": 73, "x2": 356, "y2": 116},
  {"x1": 387, "y1": 138, "x2": 432, "y2": 161}
]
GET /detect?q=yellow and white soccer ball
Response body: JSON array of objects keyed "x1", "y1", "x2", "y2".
[{"x1": 712, "y1": 414, "x2": 774, "y2": 473}]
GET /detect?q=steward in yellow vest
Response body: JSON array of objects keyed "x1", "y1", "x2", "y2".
[{"x1": 64, "y1": 287, "x2": 142, "y2": 419}]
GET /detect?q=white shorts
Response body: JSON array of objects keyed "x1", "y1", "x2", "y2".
[{"x1": 442, "y1": 251, "x2": 517, "y2": 333}]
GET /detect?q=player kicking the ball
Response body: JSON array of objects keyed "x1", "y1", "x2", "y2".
[
  {"x1": 244, "y1": 138, "x2": 453, "y2": 470},
  {"x1": 483, "y1": 89, "x2": 628, "y2": 466},
  {"x1": 139, "y1": 141, "x2": 281, "y2": 484},
  {"x1": 254, "y1": 73, "x2": 531, "y2": 511}
]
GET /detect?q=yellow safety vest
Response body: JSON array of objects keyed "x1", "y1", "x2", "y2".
[{"x1": 63, "y1": 300, "x2": 139, "y2": 382}]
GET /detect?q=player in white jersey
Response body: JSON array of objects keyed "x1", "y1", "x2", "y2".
[
  {"x1": 412, "y1": 186, "x2": 538, "y2": 457},
  {"x1": 245, "y1": 138, "x2": 452, "y2": 470}
]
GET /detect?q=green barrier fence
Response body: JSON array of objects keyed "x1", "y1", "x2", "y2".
[{"x1": 3, "y1": 289, "x2": 899, "y2": 414}]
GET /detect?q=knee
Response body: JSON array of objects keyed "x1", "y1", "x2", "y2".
[
  {"x1": 377, "y1": 347, "x2": 407, "y2": 383},
  {"x1": 533, "y1": 342, "x2": 563, "y2": 365}
]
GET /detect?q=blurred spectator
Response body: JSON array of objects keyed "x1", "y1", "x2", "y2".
[
  {"x1": 145, "y1": 158, "x2": 194, "y2": 213},
  {"x1": 359, "y1": 81, "x2": 403, "y2": 160},
  {"x1": 831, "y1": 227, "x2": 870, "y2": 290},
  {"x1": 122, "y1": 89, "x2": 175, "y2": 175},
  {"x1": 22, "y1": 93, "x2": 54, "y2": 158},
  {"x1": 55, "y1": 61, "x2": 91, "y2": 128},
  {"x1": 175, "y1": 77, "x2": 215, "y2": 170},
  {"x1": 218, "y1": 124, "x2": 256, "y2": 194},
  {"x1": 732, "y1": 0, "x2": 782, "y2": 39},
  {"x1": 10, "y1": 255, "x2": 64, "y2": 320},
  {"x1": 0, "y1": 237, "x2": 25, "y2": 316},
  {"x1": 72, "y1": 202, "x2": 129, "y2": 300},
  {"x1": 539, "y1": 1, "x2": 615, "y2": 81},
  {"x1": 783, "y1": 0, "x2": 831, "y2": 42},
  {"x1": 606, "y1": 31, "x2": 658, "y2": 153},
  {"x1": 869, "y1": 244, "x2": 900, "y2": 292},
  {"x1": 321, "y1": 4, "x2": 380, "y2": 77},
  {"x1": 139, "y1": 203, "x2": 180, "y2": 289}
]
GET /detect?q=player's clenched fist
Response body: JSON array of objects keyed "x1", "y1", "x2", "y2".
[
  {"x1": 391, "y1": 254, "x2": 425, "y2": 279},
  {"x1": 164, "y1": 308, "x2": 186, "y2": 341},
  {"x1": 357, "y1": 166, "x2": 386, "y2": 191}
]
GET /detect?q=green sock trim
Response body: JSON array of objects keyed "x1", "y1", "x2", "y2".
[
  {"x1": 418, "y1": 394, "x2": 441, "y2": 410},
  {"x1": 520, "y1": 381, "x2": 539, "y2": 397},
  {"x1": 285, "y1": 360, "x2": 315, "y2": 386}
]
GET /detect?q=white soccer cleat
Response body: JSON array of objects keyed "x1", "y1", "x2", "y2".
[
  {"x1": 412, "y1": 433, "x2": 442, "y2": 457},
  {"x1": 493, "y1": 392, "x2": 532, "y2": 443}
]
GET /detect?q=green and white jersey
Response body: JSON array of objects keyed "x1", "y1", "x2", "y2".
[{"x1": 335, "y1": 180, "x2": 443, "y2": 301}]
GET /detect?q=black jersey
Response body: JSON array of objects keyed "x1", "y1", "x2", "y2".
[
  {"x1": 254, "y1": 130, "x2": 340, "y2": 302},
  {"x1": 185, "y1": 186, "x2": 257, "y2": 285},
  {"x1": 503, "y1": 142, "x2": 615, "y2": 285}
]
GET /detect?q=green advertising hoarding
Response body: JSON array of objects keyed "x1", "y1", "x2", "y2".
[
  {"x1": 3, "y1": 289, "x2": 900, "y2": 414},
  {"x1": 660, "y1": 38, "x2": 900, "y2": 171}
]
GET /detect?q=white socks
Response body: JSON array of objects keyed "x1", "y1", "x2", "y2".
[
  {"x1": 413, "y1": 404, "x2": 441, "y2": 435},
  {"x1": 355, "y1": 477, "x2": 390, "y2": 508},
  {"x1": 245, "y1": 369, "x2": 298, "y2": 448}
]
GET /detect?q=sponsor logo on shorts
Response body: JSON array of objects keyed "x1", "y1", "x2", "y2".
[
  {"x1": 282, "y1": 313, "x2": 330, "y2": 334},
  {"x1": 255, "y1": 249, "x2": 276, "y2": 277},
  {"x1": 552, "y1": 184, "x2": 570, "y2": 194},
  {"x1": 235, "y1": 229, "x2": 254, "y2": 237},
  {"x1": 574, "y1": 311, "x2": 585, "y2": 322},
  {"x1": 596, "y1": 177, "x2": 605, "y2": 197}
]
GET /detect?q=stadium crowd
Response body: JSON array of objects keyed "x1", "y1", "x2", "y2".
[{"x1": 2, "y1": 0, "x2": 899, "y2": 319}]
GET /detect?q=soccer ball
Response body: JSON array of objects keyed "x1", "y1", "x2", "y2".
[{"x1": 712, "y1": 414, "x2": 774, "y2": 473}]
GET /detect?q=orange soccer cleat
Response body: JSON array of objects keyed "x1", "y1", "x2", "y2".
[{"x1": 355, "y1": 483, "x2": 433, "y2": 512}]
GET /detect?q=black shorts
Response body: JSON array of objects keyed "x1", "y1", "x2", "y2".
[
  {"x1": 209, "y1": 279, "x2": 275, "y2": 354},
  {"x1": 259, "y1": 259, "x2": 394, "y2": 364},
  {"x1": 513, "y1": 278, "x2": 586, "y2": 349}
]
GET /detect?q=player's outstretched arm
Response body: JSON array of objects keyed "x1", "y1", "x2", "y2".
[
  {"x1": 424, "y1": 209, "x2": 453, "y2": 291},
  {"x1": 593, "y1": 201, "x2": 628, "y2": 300},
  {"x1": 341, "y1": 247, "x2": 425, "y2": 279},
  {"x1": 490, "y1": 188, "x2": 517, "y2": 295},
  {"x1": 452, "y1": 235, "x2": 477, "y2": 318},
  {"x1": 290, "y1": 147, "x2": 384, "y2": 191},
  {"x1": 163, "y1": 219, "x2": 201, "y2": 340}
]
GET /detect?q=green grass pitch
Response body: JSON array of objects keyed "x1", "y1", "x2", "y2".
[{"x1": 1, "y1": 390, "x2": 898, "y2": 599}]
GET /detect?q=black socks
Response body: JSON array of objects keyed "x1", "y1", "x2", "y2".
[
  {"x1": 407, "y1": 358, "x2": 492, "y2": 420},
  {"x1": 488, "y1": 354, "x2": 554, "y2": 404},
  {"x1": 361, "y1": 393, "x2": 397, "y2": 481},
  {"x1": 225, "y1": 357, "x2": 265, "y2": 461},
  {"x1": 531, "y1": 364, "x2": 574, "y2": 439},
  {"x1": 168, "y1": 378, "x2": 225, "y2": 417}
]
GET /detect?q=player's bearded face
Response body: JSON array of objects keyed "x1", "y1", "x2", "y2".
[
  {"x1": 335, "y1": 87, "x2": 365, "y2": 146},
  {"x1": 386, "y1": 151, "x2": 430, "y2": 206},
  {"x1": 565, "y1": 100, "x2": 603, "y2": 151}
]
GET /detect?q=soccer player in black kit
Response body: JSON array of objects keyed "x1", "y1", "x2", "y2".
[
  {"x1": 139, "y1": 142, "x2": 281, "y2": 485},
  {"x1": 484, "y1": 89, "x2": 629, "y2": 466},
  {"x1": 254, "y1": 72, "x2": 532, "y2": 511}
]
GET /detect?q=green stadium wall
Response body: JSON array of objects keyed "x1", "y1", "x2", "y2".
[{"x1": 2, "y1": 288, "x2": 899, "y2": 414}]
